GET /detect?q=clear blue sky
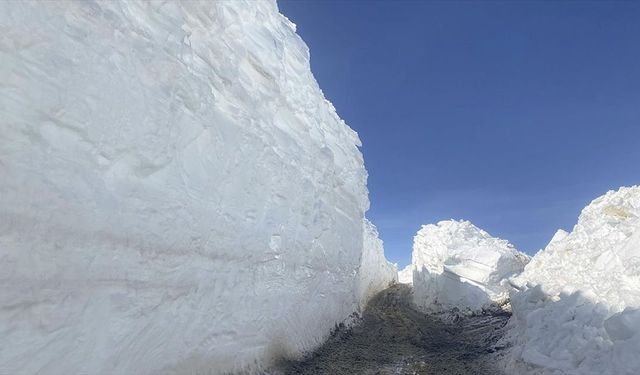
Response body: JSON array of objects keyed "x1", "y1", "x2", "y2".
[{"x1": 279, "y1": 1, "x2": 640, "y2": 267}]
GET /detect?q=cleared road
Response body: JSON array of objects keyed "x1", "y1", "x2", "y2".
[{"x1": 276, "y1": 284, "x2": 509, "y2": 375}]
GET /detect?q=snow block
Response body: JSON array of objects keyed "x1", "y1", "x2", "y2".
[
  {"x1": 0, "y1": 1, "x2": 394, "y2": 374},
  {"x1": 411, "y1": 220, "x2": 529, "y2": 312},
  {"x1": 505, "y1": 186, "x2": 640, "y2": 375}
]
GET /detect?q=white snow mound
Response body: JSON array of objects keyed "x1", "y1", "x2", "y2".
[
  {"x1": 411, "y1": 220, "x2": 529, "y2": 312},
  {"x1": 0, "y1": 1, "x2": 394, "y2": 374},
  {"x1": 398, "y1": 265, "x2": 414, "y2": 285},
  {"x1": 504, "y1": 186, "x2": 640, "y2": 375},
  {"x1": 513, "y1": 186, "x2": 640, "y2": 310}
]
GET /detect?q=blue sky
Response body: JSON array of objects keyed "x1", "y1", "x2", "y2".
[{"x1": 279, "y1": 1, "x2": 640, "y2": 267}]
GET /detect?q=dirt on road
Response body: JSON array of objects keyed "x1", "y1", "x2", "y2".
[{"x1": 274, "y1": 284, "x2": 509, "y2": 375}]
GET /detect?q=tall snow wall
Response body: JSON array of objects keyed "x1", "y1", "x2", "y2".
[
  {"x1": 411, "y1": 220, "x2": 529, "y2": 312},
  {"x1": 504, "y1": 186, "x2": 640, "y2": 375},
  {"x1": 0, "y1": 1, "x2": 395, "y2": 374}
]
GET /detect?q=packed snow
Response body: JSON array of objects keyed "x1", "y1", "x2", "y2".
[
  {"x1": 1, "y1": 1, "x2": 637, "y2": 374},
  {"x1": 503, "y1": 186, "x2": 640, "y2": 375},
  {"x1": 0, "y1": 1, "x2": 395, "y2": 374},
  {"x1": 411, "y1": 220, "x2": 529, "y2": 312},
  {"x1": 358, "y1": 219, "x2": 398, "y2": 308},
  {"x1": 398, "y1": 265, "x2": 414, "y2": 285}
]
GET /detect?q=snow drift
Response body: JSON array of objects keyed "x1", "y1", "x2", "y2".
[
  {"x1": 411, "y1": 220, "x2": 529, "y2": 312},
  {"x1": 504, "y1": 186, "x2": 640, "y2": 375},
  {"x1": 0, "y1": 1, "x2": 395, "y2": 374}
]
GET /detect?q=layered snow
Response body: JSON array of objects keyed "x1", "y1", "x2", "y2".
[
  {"x1": 504, "y1": 186, "x2": 640, "y2": 375},
  {"x1": 0, "y1": 1, "x2": 394, "y2": 374},
  {"x1": 411, "y1": 220, "x2": 529, "y2": 312}
]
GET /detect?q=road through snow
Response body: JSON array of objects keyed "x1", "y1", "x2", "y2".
[{"x1": 276, "y1": 284, "x2": 508, "y2": 375}]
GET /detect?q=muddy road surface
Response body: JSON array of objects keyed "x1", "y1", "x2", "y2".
[{"x1": 275, "y1": 284, "x2": 509, "y2": 375}]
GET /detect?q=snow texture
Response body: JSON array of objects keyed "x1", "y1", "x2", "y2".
[
  {"x1": 504, "y1": 186, "x2": 640, "y2": 375},
  {"x1": 398, "y1": 265, "x2": 414, "y2": 285},
  {"x1": 358, "y1": 219, "x2": 398, "y2": 308},
  {"x1": 411, "y1": 220, "x2": 529, "y2": 312},
  {"x1": 0, "y1": 1, "x2": 394, "y2": 374}
]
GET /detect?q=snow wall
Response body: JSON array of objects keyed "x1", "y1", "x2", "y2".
[
  {"x1": 503, "y1": 186, "x2": 640, "y2": 375},
  {"x1": 359, "y1": 219, "x2": 398, "y2": 308},
  {"x1": 0, "y1": 1, "x2": 396, "y2": 374},
  {"x1": 411, "y1": 220, "x2": 529, "y2": 312}
]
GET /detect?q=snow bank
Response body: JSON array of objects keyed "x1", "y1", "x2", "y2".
[
  {"x1": 398, "y1": 265, "x2": 414, "y2": 284},
  {"x1": 357, "y1": 219, "x2": 398, "y2": 307},
  {"x1": 0, "y1": 1, "x2": 394, "y2": 374},
  {"x1": 411, "y1": 220, "x2": 529, "y2": 312},
  {"x1": 504, "y1": 186, "x2": 640, "y2": 375}
]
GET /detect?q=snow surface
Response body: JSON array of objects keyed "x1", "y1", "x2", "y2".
[
  {"x1": 398, "y1": 265, "x2": 414, "y2": 285},
  {"x1": 411, "y1": 220, "x2": 529, "y2": 312},
  {"x1": 503, "y1": 186, "x2": 640, "y2": 375},
  {"x1": 0, "y1": 1, "x2": 394, "y2": 374},
  {"x1": 358, "y1": 219, "x2": 398, "y2": 307}
]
